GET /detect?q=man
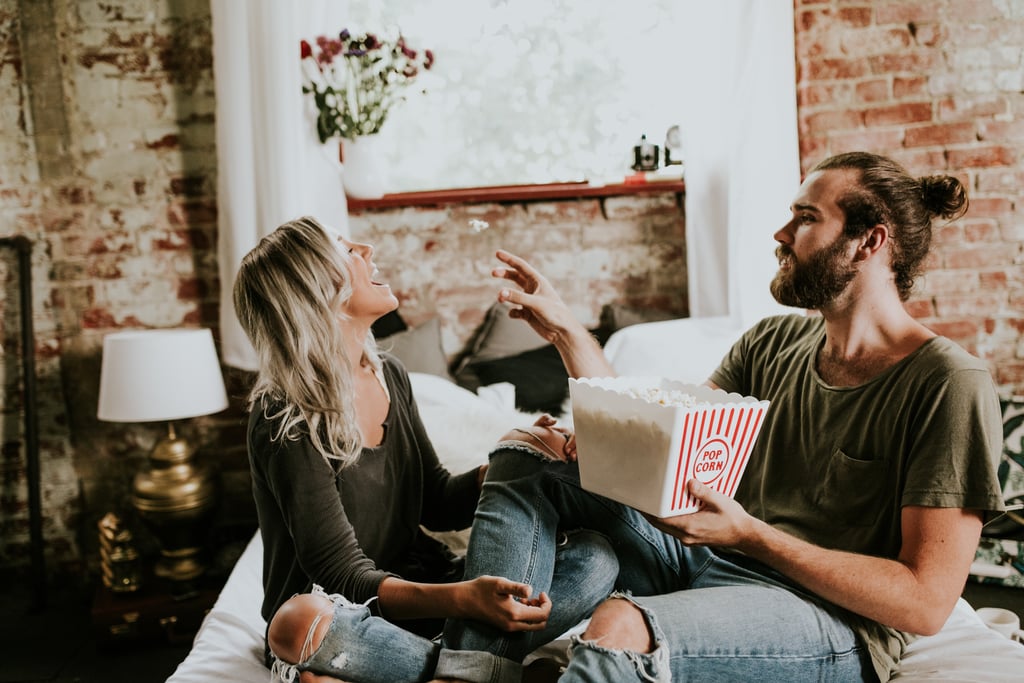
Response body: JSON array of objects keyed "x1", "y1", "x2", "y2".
[{"x1": 473, "y1": 152, "x2": 1005, "y2": 682}]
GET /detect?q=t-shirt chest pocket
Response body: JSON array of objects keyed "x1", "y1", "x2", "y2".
[{"x1": 813, "y1": 448, "x2": 892, "y2": 527}]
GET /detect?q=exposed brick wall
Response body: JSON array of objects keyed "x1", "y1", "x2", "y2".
[
  {"x1": 3, "y1": 0, "x2": 1023, "y2": 576},
  {"x1": 795, "y1": 0, "x2": 1024, "y2": 393},
  {"x1": 349, "y1": 194, "x2": 688, "y2": 356},
  {"x1": 0, "y1": 0, "x2": 224, "y2": 575}
]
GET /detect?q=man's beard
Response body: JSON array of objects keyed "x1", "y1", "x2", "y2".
[{"x1": 770, "y1": 235, "x2": 858, "y2": 310}]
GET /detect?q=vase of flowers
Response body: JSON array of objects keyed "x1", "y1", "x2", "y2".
[{"x1": 300, "y1": 29, "x2": 434, "y2": 199}]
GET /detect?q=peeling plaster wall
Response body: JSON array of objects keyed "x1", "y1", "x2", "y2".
[{"x1": 0, "y1": 0, "x2": 226, "y2": 576}]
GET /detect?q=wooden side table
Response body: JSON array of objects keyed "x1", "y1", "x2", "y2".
[{"x1": 91, "y1": 580, "x2": 220, "y2": 648}]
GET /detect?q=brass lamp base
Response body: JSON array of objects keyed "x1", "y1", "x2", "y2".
[{"x1": 131, "y1": 422, "x2": 218, "y2": 583}]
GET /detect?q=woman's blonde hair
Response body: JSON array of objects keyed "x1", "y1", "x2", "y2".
[{"x1": 233, "y1": 216, "x2": 381, "y2": 465}]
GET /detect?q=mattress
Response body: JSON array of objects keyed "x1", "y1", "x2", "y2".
[{"x1": 168, "y1": 370, "x2": 1024, "y2": 682}]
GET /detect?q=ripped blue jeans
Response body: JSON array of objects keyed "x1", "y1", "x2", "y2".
[
  {"x1": 271, "y1": 443, "x2": 619, "y2": 683},
  {"x1": 448, "y1": 447, "x2": 875, "y2": 683}
]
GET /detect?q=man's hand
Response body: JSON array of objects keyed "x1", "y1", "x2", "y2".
[
  {"x1": 644, "y1": 479, "x2": 759, "y2": 549},
  {"x1": 492, "y1": 249, "x2": 578, "y2": 345},
  {"x1": 491, "y1": 250, "x2": 615, "y2": 379},
  {"x1": 456, "y1": 576, "x2": 551, "y2": 632}
]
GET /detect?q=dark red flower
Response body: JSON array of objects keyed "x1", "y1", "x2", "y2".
[
  {"x1": 424, "y1": 49, "x2": 434, "y2": 69},
  {"x1": 364, "y1": 34, "x2": 379, "y2": 50},
  {"x1": 300, "y1": 39, "x2": 312, "y2": 59}
]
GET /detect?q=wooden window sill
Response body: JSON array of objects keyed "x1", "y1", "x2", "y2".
[{"x1": 346, "y1": 178, "x2": 685, "y2": 212}]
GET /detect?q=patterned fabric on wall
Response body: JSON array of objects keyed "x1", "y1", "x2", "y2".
[{"x1": 971, "y1": 397, "x2": 1024, "y2": 589}]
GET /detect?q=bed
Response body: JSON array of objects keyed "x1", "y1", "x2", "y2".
[{"x1": 169, "y1": 317, "x2": 1024, "y2": 682}]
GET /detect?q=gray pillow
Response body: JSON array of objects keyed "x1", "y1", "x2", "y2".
[
  {"x1": 461, "y1": 302, "x2": 548, "y2": 364},
  {"x1": 379, "y1": 317, "x2": 453, "y2": 380}
]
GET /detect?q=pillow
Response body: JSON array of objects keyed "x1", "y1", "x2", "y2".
[
  {"x1": 378, "y1": 317, "x2": 453, "y2": 381},
  {"x1": 460, "y1": 302, "x2": 549, "y2": 364},
  {"x1": 465, "y1": 344, "x2": 570, "y2": 415},
  {"x1": 453, "y1": 302, "x2": 551, "y2": 391},
  {"x1": 599, "y1": 303, "x2": 678, "y2": 332}
]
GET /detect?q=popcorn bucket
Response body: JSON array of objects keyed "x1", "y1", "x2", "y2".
[{"x1": 569, "y1": 377, "x2": 770, "y2": 517}]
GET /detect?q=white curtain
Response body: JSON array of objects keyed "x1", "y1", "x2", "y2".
[
  {"x1": 680, "y1": 0, "x2": 800, "y2": 325},
  {"x1": 212, "y1": 0, "x2": 351, "y2": 370},
  {"x1": 212, "y1": 0, "x2": 799, "y2": 370}
]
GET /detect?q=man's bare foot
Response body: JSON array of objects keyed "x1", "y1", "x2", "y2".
[{"x1": 500, "y1": 415, "x2": 576, "y2": 461}]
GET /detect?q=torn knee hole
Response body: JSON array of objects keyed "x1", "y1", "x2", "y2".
[
  {"x1": 268, "y1": 594, "x2": 334, "y2": 665},
  {"x1": 582, "y1": 597, "x2": 656, "y2": 654}
]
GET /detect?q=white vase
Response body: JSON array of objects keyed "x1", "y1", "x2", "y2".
[{"x1": 340, "y1": 135, "x2": 387, "y2": 199}]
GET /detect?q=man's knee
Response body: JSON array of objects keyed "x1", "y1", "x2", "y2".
[
  {"x1": 582, "y1": 596, "x2": 654, "y2": 653},
  {"x1": 268, "y1": 593, "x2": 334, "y2": 664}
]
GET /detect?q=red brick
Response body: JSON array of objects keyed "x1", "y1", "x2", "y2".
[
  {"x1": 886, "y1": 148, "x2": 948, "y2": 171},
  {"x1": 904, "y1": 298, "x2": 935, "y2": 318},
  {"x1": 863, "y1": 102, "x2": 933, "y2": 127},
  {"x1": 838, "y1": 7, "x2": 873, "y2": 27},
  {"x1": 804, "y1": 58, "x2": 870, "y2": 80},
  {"x1": 979, "y1": 270, "x2": 1009, "y2": 289},
  {"x1": 977, "y1": 119, "x2": 1024, "y2": 143},
  {"x1": 893, "y1": 76, "x2": 928, "y2": 98},
  {"x1": 876, "y1": 2, "x2": 942, "y2": 24},
  {"x1": 802, "y1": 109, "x2": 864, "y2": 134},
  {"x1": 927, "y1": 319, "x2": 981, "y2": 340},
  {"x1": 944, "y1": 245, "x2": 1016, "y2": 269},
  {"x1": 868, "y1": 53, "x2": 938, "y2": 75},
  {"x1": 933, "y1": 292, "x2": 1007, "y2": 317},
  {"x1": 903, "y1": 122, "x2": 976, "y2": 147},
  {"x1": 932, "y1": 223, "x2": 964, "y2": 246},
  {"x1": 948, "y1": 146, "x2": 1016, "y2": 168},
  {"x1": 963, "y1": 221, "x2": 1001, "y2": 243},
  {"x1": 855, "y1": 79, "x2": 890, "y2": 102},
  {"x1": 938, "y1": 95, "x2": 1010, "y2": 120},
  {"x1": 920, "y1": 269, "x2": 978, "y2": 295},
  {"x1": 799, "y1": 137, "x2": 830, "y2": 170},
  {"x1": 909, "y1": 23, "x2": 943, "y2": 48},
  {"x1": 975, "y1": 169, "x2": 1024, "y2": 192},
  {"x1": 798, "y1": 83, "x2": 854, "y2": 107},
  {"x1": 995, "y1": 361, "x2": 1024, "y2": 387},
  {"x1": 828, "y1": 129, "x2": 904, "y2": 153},
  {"x1": 964, "y1": 197, "x2": 1014, "y2": 218},
  {"x1": 841, "y1": 28, "x2": 913, "y2": 57}
]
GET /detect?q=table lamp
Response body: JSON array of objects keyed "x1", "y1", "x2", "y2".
[{"x1": 97, "y1": 328, "x2": 228, "y2": 583}]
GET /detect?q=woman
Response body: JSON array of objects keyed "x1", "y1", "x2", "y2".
[{"x1": 232, "y1": 216, "x2": 617, "y2": 683}]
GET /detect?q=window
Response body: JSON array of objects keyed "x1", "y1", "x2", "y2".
[{"x1": 337, "y1": 0, "x2": 688, "y2": 192}]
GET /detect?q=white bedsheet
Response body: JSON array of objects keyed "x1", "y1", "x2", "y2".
[
  {"x1": 169, "y1": 530, "x2": 1024, "y2": 683},
  {"x1": 168, "y1": 363, "x2": 1024, "y2": 682}
]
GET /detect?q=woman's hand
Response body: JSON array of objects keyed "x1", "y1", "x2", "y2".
[
  {"x1": 456, "y1": 576, "x2": 551, "y2": 632},
  {"x1": 643, "y1": 479, "x2": 759, "y2": 549}
]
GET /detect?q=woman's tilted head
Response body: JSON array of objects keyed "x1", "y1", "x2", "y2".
[{"x1": 233, "y1": 216, "x2": 377, "y2": 465}]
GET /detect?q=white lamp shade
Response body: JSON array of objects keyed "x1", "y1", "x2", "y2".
[{"x1": 98, "y1": 328, "x2": 229, "y2": 422}]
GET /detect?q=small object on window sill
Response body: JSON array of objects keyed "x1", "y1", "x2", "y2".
[
  {"x1": 624, "y1": 168, "x2": 685, "y2": 185},
  {"x1": 632, "y1": 134, "x2": 660, "y2": 171}
]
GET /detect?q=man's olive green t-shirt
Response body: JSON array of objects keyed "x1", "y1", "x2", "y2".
[{"x1": 709, "y1": 314, "x2": 1004, "y2": 682}]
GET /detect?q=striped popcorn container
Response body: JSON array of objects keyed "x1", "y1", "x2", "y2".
[{"x1": 569, "y1": 377, "x2": 770, "y2": 517}]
